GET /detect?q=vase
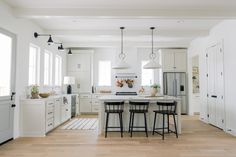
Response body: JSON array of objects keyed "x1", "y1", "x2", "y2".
[
  {"x1": 151, "y1": 88, "x2": 158, "y2": 97},
  {"x1": 31, "y1": 92, "x2": 39, "y2": 99}
]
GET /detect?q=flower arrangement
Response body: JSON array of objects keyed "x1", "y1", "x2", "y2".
[
  {"x1": 150, "y1": 83, "x2": 160, "y2": 97},
  {"x1": 31, "y1": 85, "x2": 39, "y2": 99},
  {"x1": 151, "y1": 83, "x2": 161, "y2": 89}
]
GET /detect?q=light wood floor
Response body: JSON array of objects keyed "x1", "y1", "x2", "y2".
[{"x1": 0, "y1": 116, "x2": 236, "y2": 157}]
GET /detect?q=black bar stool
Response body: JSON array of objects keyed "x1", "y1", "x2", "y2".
[
  {"x1": 128, "y1": 101, "x2": 149, "y2": 137},
  {"x1": 152, "y1": 101, "x2": 178, "y2": 140},
  {"x1": 104, "y1": 101, "x2": 124, "y2": 138}
]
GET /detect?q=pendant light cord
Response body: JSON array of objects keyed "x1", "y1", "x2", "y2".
[
  {"x1": 119, "y1": 27, "x2": 125, "y2": 60},
  {"x1": 150, "y1": 27, "x2": 156, "y2": 60}
]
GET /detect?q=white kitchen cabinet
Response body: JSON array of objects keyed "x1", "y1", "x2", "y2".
[
  {"x1": 54, "y1": 97, "x2": 62, "y2": 127},
  {"x1": 80, "y1": 95, "x2": 92, "y2": 113},
  {"x1": 20, "y1": 98, "x2": 55, "y2": 137},
  {"x1": 161, "y1": 49, "x2": 187, "y2": 72},
  {"x1": 20, "y1": 95, "x2": 72, "y2": 137},
  {"x1": 67, "y1": 52, "x2": 92, "y2": 72},
  {"x1": 67, "y1": 50, "x2": 93, "y2": 93}
]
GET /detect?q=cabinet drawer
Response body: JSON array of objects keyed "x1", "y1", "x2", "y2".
[
  {"x1": 92, "y1": 94, "x2": 100, "y2": 99},
  {"x1": 46, "y1": 107, "x2": 54, "y2": 120},
  {"x1": 46, "y1": 101, "x2": 54, "y2": 108},
  {"x1": 46, "y1": 118, "x2": 54, "y2": 132},
  {"x1": 92, "y1": 100, "x2": 100, "y2": 105},
  {"x1": 92, "y1": 105, "x2": 100, "y2": 112},
  {"x1": 80, "y1": 94, "x2": 91, "y2": 99}
]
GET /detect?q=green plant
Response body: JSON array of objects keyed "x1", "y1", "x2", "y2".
[
  {"x1": 151, "y1": 83, "x2": 161, "y2": 89},
  {"x1": 31, "y1": 85, "x2": 39, "y2": 94}
]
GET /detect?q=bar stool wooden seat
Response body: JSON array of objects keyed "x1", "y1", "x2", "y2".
[
  {"x1": 152, "y1": 101, "x2": 178, "y2": 140},
  {"x1": 128, "y1": 101, "x2": 149, "y2": 137},
  {"x1": 104, "y1": 101, "x2": 124, "y2": 138}
]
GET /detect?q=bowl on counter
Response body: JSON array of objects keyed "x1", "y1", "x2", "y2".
[{"x1": 39, "y1": 93, "x2": 50, "y2": 98}]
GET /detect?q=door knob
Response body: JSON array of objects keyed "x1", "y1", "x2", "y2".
[{"x1": 11, "y1": 104, "x2": 16, "y2": 108}]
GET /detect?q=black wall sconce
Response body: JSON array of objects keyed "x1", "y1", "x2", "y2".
[
  {"x1": 68, "y1": 48, "x2": 72, "y2": 55},
  {"x1": 54, "y1": 42, "x2": 65, "y2": 52},
  {"x1": 34, "y1": 32, "x2": 54, "y2": 45}
]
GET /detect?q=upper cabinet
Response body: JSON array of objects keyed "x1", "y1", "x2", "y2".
[
  {"x1": 67, "y1": 50, "x2": 93, "y2": 93},
  {"x1": 67, "y1": 52, "x2": 92, "y2": 72},
  {"x1": 161, "y1": 49, "x2": 187, "y2": 72}
]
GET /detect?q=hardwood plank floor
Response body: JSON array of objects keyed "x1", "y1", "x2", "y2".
[{"x1": 0, "y1": 116, "x2": 235, "y2": 157}]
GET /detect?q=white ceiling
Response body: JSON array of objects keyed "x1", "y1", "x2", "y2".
[
  {"x1": 5, "y1": 0, "x2": 236, "y2": 10},
  {"x1": 5, "y1": 0, "x2": 231, "y2": 48}
]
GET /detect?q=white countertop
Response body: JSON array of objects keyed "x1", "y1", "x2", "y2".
[{"x1": 99, "y1": 95, "x2": 180, "y2": 101}]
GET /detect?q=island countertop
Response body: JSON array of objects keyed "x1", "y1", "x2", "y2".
[{"x1": 98, "y1": 95, "x2": 182, "y2": 135}]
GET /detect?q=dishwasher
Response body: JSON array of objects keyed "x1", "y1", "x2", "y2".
[{"x1": 71, "y1": 95, "x2": 77, "y2": 117}]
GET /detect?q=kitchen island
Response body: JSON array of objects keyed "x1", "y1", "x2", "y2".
[{"x1": 98, "y1": 95, "x2": 182, "y2": 135}]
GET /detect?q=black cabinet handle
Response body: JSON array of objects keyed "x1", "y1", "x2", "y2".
[
  {"x1": 11, "y1": 92, "x2": 16, "y2": 101},
  {"x1": 211, "y1": 95, "x2": 217, "y2": 98},
  {"x1": 11, "y1": 104, "x2": 16, "y2": 108}
]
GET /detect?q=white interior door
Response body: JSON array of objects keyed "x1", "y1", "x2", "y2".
[
  {"x1": 207, "y1": 46, "x2": 217, "y2": 126},
  {"x1": 0, "y1": 28, "x2": 16, "y2": 144},
  {"x1": 207, "y1": 42, "x2": 225, "y2": 129}
]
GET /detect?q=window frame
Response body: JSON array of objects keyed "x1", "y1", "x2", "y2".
[
  {"x1": 54, "y1": 55, "x2": 62, "y2": 86},
  {"x1": 141, "y1": 60, "x2": 154, "y2": 86},
  {"x1": 28, "y1": 43, "x2": 40, "y2": 86},
  {"x1": 43, "y1": 50, "x2": 53, "y2": 86}
]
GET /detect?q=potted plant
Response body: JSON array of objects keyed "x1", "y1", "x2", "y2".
[
  {"x1": 31, "y1": 85, "x2": 39, "y2": 99},
  {"x1": 150, "y1": 83, "x2": 161, "y2": 96}
]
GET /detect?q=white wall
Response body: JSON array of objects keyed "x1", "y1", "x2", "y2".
[
  {"x1": 0, "y1": 1, "x2": 67, "y2": 138},
  {"x1": 92, "y1": 47, "x2": 162, "y2": 94},
  {"x1": 188, "y1": 20, "x2": 236, "y2": 135}
]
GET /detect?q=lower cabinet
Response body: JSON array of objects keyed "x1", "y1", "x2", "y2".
[
  {"x1": 20, "y1": 96, "x2": 71, "y2": 137},
  {"x1": 54, "y1": 98, "x2": 61, "y2": 127},
  {"x1": 79, "y1": 93, "x2": 104, "y2": 113},
  {"x1": 80, "y1": 98, "x2": 92, "y2": 113}
]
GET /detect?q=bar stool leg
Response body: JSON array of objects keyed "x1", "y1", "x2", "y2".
[
  {"x1": 144, "y1": 112, "x2": 148, "y2": 137},
  {"x1": 152, "y1": 112, "x2": 157, "y2": 135},
  {"x1": 105, "y1": 113, "x2": 109, "y2": 138},
  {"x1": 131, "y1": 112, "x2": 135, "y2": 137},
  {"x1": 128, "y1": 112, "x2": 132, "y2": 132},
  {"x1": 162, "y1": 114, "x2": 165, "y2": 140},
  {"x1": 119, "y1": 113, "x2": 123, "y2": 137},
  {"x1": 167, "y1": 114, "x2": 170, "y2": 133},
  {"x1": 173, "y1": 114, "x2": 178, "y2": 138}
]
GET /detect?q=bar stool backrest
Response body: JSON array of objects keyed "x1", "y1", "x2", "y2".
[
  {"x1": 129, "y1": 101, "x2": 149, "y2": 112},
  {"x1": 104, "y1": 101, "x2": 124, "y2": 112},
  {"x1": 156, "y1": 101, "x2": 177, "y2": 114}
]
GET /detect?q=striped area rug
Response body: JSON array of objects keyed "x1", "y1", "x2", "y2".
[{"x1": 61, "y1": 118, "x2": 98, "y2": 130}]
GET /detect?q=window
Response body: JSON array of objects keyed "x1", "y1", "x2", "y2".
[
  {"x1": 44, "y1": 50, "x2": 53, "y2": 86},
  {"x1": 28, "y1": 44, "x2": 40, "y2": 85},
  {"x1": 141, "y1": 61, "x2": 154, "y2": 86},
  {"x1": 0, "y1": 32, "x2": 13, "y2": 96},
  {"x1": 98, "y1": 61, "x2": 111, "y2": 86},
  {"x1": 55, "y1": 55, "x2": 62, "y2": 86}
]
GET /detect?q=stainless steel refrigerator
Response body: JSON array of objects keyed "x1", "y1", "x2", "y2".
[{"x1": 163, "y1": 72, "x2": 188, "y2": 114}]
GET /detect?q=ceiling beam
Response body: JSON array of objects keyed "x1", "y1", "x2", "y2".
[
  {"x1": 63, "y1": 41, "x2": 190, "y2": 48},
  {"x1": 13, "y1": 8, "x2": 236, "y2": 19},
  {"x1": 46, "y1": 29, "x2": 209, "y2": 38}
]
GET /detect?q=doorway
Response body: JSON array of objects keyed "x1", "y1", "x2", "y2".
[
  {"x1": 0, "y1": 28, "x2": 16, "y2": 144},
  {"x1": 191, "y1": 55, "x2": 200, "y2": 115}
]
